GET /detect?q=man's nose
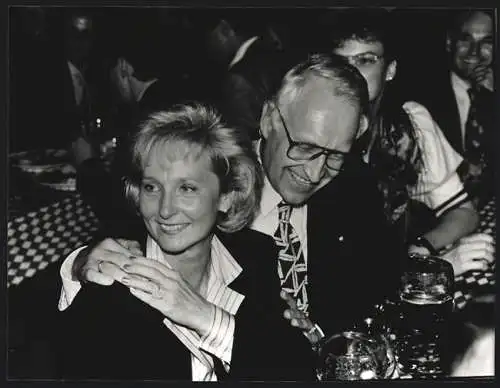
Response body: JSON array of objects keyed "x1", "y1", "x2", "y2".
[
  {"x1": 467, "y1": 41, "x2": 481, "y2": 57},
  {"x1": 304, "y1": 155, "x2": 327, "y2": 183}
]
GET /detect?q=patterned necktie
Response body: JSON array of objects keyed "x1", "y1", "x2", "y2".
[
  {"x1": 464, "y1": 88, "x2": 485, "y2": 165},
  {"x1": 273, "y1": 201, "x2": 309, "y2": 313}
]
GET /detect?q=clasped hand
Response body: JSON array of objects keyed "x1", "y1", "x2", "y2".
[
  {"x1": 441, "y1": 233, "x2": 495, "y2": 276},
  {"x1": 75, "y1": 238, "x2": 213, "y2": 336},
  {"x1": 470, "y1": 65, "x2": 493, "y2": 92}
]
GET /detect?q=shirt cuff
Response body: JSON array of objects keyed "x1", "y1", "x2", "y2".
[
  {"x1": 198, "y1": 306, "x2": 235, "y2": 368},
  {"x1": 58, "y1": 246, "x2": 87, "y2": 311}
]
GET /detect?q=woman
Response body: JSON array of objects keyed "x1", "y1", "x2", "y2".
[
  {"x1": 55, "y1": 102, "x2": 314, "y2": 381},
  {"x1": 322, "y1": 9, "x2": 493, "y2": 276}
]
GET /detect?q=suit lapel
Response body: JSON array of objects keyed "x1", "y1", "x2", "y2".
[{"x1": 217, "y1": 229, "x2": 276, "y2": 295}]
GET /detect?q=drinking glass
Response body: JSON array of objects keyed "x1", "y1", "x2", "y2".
[
  {"x1": 396, "y1": 255, "x2": 455, "y2": 377},
  {"x1": 316, "y1": 331, "x2": 380, "y2": 381},
  {"x1": 355, "y1": 317, "x2": 398, "y2": 379}
]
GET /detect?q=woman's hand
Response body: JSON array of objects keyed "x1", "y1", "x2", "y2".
[
  {"x1": 280, "y1": 291, "x2": 323, "y2": 345},
  {"x1": 441, "y1": 233, "x2": 495, "y2": 276},
  {"x1": 119, "y1": 257, "x2": 214, "y2": 336}
]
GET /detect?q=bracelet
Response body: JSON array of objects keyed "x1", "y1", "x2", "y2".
[{"x1": 411, "y1": 236, "x2": 438, "y2": 256}]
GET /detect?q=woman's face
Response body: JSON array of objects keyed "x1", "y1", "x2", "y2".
[
  {"x1": 138, "y1": 142, "x2": 230, "y2": 256},
  {"x1": 333, "y1": 39, "x2": 394, "y2": 102}
]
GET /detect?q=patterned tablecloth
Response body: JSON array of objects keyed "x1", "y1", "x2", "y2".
[
  {"x1": 453, "y1": 198, "x2": 496, "y2": 309},
  {"x1": 6, "y1": 193, "x2": 100, "y2": 287}
]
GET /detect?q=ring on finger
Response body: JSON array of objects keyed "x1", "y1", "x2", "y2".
[{"x1": 150, "y1": 282, "x2": 163, "y2": 299}]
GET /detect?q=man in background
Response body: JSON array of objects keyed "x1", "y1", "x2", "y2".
[
  {"x1": 187, "y1": 10, "x2": 286, "y2": 140},
  {"x1": 412, "y1": 10, "x2": 495, "y2": 205}
]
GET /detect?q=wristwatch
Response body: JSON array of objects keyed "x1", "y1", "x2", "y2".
[{"x1": 410, "y1": 235, "x2": 438, "y2": 256}]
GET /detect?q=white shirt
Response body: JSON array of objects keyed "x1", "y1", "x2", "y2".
[
  {"x1": 250, "y1": 175, "x2": 309, "y2": 261},
  {"x1": 451, "y1": 71, "x2": 472, "y2": 148},
  {"x1": 59, "y1": 235, "x2": 245, "y2": 381},
  {"x1": 249, "y1": 140, "x2": 308, "y2": 260},
  {"x1": 67, "y1": 61, "x2": 86, "y2": 106},
  {"x1": 136, "y1": 78, "x2": 158, "y2": 102},
  {"x1": 228, "y1": 36, "x2": 259, "y2": 69},
  {"x1": 403, "y1": 101, "x2": 468, "y2": 217}
]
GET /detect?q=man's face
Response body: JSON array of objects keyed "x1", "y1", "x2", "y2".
[
  {"x1": 109, "y1": 58, "x2": 135, "y2": 103},
  {"x1": 260, "y1": 76, "x2": 363, "y2": 206},
  {"x1": 449, "y1": 11, "x2": 493, "y2": 80},
  {"x1": 64, "y1": 16, "x2": 94, "y2": 66},
  {"x1": 204, "y1": 21, "x2": 236, "y2": 67}
]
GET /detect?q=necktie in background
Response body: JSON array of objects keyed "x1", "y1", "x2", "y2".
[
  {"x1": 464, "y1": 88, "x2": 485, "y2": 165},
  {"x1": 274, "y1": 202, "x2": 309, "y2": 313}
]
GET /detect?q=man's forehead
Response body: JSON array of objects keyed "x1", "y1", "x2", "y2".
[
  {"x1": 284, "y1": 84, "x2": 360, "y2": 147},
  {"x1": 460, "y1": 12, "x2": 493, "y2": 36}
]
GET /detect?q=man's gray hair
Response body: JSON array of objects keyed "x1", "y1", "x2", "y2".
[{"x1": 275, "y1": 53, "x2": 369, "y2": 114}]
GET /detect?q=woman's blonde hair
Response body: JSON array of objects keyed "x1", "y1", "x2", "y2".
[{"x1": 124, "y1": 102, "x2": 263, "y2": 233}]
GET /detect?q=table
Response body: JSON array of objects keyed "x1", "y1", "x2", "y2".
[
  {"x1": 7, "y1": 170, "x2": 101, "y2": 287},
  {"x1": 453, "y1": 198, "x2": 496, "y2": 309}
]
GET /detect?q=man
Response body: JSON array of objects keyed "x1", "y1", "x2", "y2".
[
  {"x1": 58, "y1": 53, "x2": 402, "y2": 358},
  {"x1": 189, "y1": 10, "x2": 285, "y2": 140},
  {"x1": 61, "y1": 9, "x2": 99, "y2": 146},
  {"x1": 412, "y1": 10, "x2": 495, "y2": 205}
]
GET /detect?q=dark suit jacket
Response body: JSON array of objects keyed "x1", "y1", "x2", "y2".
[
  {"x1": 302, "y1": 156, "x2": 403, "y2": 337},
  {"x1": 410, "y1": 70, "x2": 494, "y2": 157},
  {"x1": 215, "y1": 38, "x2": 285, "y2": 140},
  {"x1": 54, "y1": 228, "x2": 315, "y2": 381}
]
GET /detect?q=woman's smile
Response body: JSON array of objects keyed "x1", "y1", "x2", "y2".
[{"x1": 157, "y1": 222, "x2": 190, "y2": 234}]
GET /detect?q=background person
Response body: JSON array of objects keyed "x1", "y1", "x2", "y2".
[
  {"x1": 323, "y1": 9, "x2": 492, "y2": 276},
  {"x1": 410, "y1": 10, "x2": 495, "y2": 206}
]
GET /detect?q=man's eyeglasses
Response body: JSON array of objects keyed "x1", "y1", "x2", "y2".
[
  {"x1": 274, "y1": 104, "x2": 348, "y2": 172},
  {"x1": 342, "y1": 52, "x2": 384, "y2": 67},
  {"x1": 456, "y1": 36, "x2": 494, "y2": 53}
]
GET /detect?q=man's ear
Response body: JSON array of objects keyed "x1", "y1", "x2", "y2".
[
  {"x1": 446, "y1": 34, "x2": 452, "y2": 53},
  {"x1": 385, "y1": 60, "x2": 397, "y2": 82},
  {"x1": 356, "y1": 114, "x2": 370, "y2": 139},
  {"x1": 218, "y1": 19, "x2": 235, "y2": 39},
  {"x1": 259, "y1": 101, "x2": 273, "y2": 139}
]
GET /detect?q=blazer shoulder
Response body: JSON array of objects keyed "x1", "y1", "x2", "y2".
[{"x1": 216, "y1": 228, "x2": 277, "y2": 267}]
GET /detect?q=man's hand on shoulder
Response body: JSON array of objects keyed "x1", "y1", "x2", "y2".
[{"x1": 72, "y1": 238, "x2": 143, "y2": 285}]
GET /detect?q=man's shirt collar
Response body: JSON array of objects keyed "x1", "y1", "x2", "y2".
[
  {"x1": 229, "y1": 36, "x2": 259, "y2": 69},
  {"x1": 451, "y1": 71, "x2": 471, "y2": 92},
  {"x1": 253, "y1": 139, "x2": 286, "y2": 218}
]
